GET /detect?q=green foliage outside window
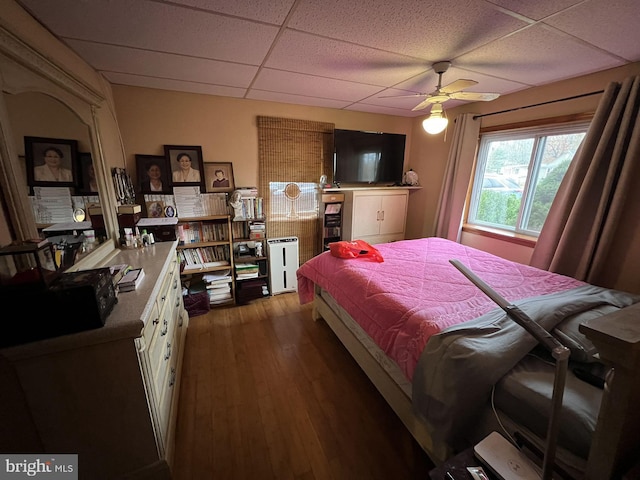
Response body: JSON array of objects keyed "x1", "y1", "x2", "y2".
[{"x1": 477, "y1": 191, "x2": 521, "y2": 227}]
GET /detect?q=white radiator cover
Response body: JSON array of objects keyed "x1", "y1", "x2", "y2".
[{"x1": 267, "y1": 237, "x2": 299, "y2": 294}]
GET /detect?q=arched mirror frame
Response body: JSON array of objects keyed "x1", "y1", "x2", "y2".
[{"x1": 0, "y1": 26, "x2": 119, "y2": 268}]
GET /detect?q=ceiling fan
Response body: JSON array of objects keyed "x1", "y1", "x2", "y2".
[{"x1": 384, "y1": 61, "x2": 500, "y2": 111}]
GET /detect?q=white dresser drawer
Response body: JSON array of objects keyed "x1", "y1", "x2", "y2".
[
  {"x1": 149, "y1": 304, "x2": 176, "y2": 392},
  {"x1": 157, "y1": 325, "x2": 180, "y2": 440}
]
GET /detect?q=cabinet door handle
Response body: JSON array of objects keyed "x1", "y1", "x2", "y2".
[{"x1": 380, "y1": 210, "x2": 384, "y2": 221}]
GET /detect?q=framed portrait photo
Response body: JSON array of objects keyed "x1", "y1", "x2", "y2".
[
  {"x1": 25, "y1": 136, "x2": 78, "y2": 188},
  {"x1": 136, "y1": 154, "x2": 171, "y2": 194},
  {"x1": 204, "y1": 162, "x2": 235, "y2": 193},
  {"x1": 77, "y1": 152, "x2": 98, "y2": 195},
  {"x1": 164, "y1": 145, "x2": 205, "y2": 189}
]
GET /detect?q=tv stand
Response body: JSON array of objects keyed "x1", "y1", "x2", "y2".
[{"x1": 341, "y1": 188, "x2": 408, "y2": 245}]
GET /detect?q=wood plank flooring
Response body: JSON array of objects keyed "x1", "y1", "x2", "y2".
[{"x1": 172, "y1": 292, "x2": 435, "y2": 479}]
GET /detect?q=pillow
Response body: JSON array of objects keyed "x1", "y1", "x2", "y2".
[{"x1": 552, "y1": 304, "x2": 618, "y2": 363}]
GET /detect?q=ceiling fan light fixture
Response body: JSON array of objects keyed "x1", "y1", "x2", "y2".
[{"x1": 422, "y1": 104, "x2": 448, "y2": 134}]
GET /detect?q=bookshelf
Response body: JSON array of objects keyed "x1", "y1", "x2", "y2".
[
  {"x1": 231, "y1": 217, "x2": 270, "y2": 304},
  {"x1": 320, "y1": 192, "x2": 345, "y2": 251},
  {"x1": 177, "y1": 214, "x2": 234, "y2": 306}
]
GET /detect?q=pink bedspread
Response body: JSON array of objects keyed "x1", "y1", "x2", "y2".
[{"x1": 297, "y1": 237, "x2": 585, "y2": 381}]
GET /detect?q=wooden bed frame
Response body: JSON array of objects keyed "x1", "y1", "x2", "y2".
[{"x1": 311, "y1": 284, "x2": 640, "y2": 480}]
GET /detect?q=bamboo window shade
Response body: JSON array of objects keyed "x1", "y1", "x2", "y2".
[{"x1": 257, "y1": 116, "x2": 334, "y2": 264}]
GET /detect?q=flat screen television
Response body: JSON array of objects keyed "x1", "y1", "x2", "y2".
[{"x1": 333, "y1": 129, "x2": 406, "y2": 185}]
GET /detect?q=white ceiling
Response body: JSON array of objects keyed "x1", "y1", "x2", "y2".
[{"x1": 18, "y1": 0, "x2": 640, "y2": 117}]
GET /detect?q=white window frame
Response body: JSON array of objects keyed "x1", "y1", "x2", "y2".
[{"x1": 468, "y1": 122, "x2": 590, "y2": 237}]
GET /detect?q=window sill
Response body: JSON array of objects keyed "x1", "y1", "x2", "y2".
[{"x1": 462, "y1": 224, "x2": 537, "y2": 248}]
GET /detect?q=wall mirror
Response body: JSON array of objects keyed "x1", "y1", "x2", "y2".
[{"x1": 0, "y1": 28, "x2": 119, "y2": 270}]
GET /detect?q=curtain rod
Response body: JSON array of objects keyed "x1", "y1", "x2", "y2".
[{"x1": 472, "y1": 90, "x2": 604, "y2": 120}]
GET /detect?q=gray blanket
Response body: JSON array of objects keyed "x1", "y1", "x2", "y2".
[{"x1": 411, "y1": 284, "x2": 640, "y2": 451}]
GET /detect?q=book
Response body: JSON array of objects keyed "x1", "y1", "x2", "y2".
[
  {"x1": 117, "y1": 204, "x2": 142, "y2": 214},
  {"x1": 117, "y1": 267, "x2": 145, "y2": 292},
  {"x1": 110, "y1": 263, "x2": 131, "y2": 286}
]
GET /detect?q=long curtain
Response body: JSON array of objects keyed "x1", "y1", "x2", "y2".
[
  {"x1": 530, "y1": 75, "x2": 640, "y2": 291},
  {"x1": 257, "y1": 116, "x2": 334, "y2": 264},
  {"x1": 434, "y1": 113, "x2": 481, "y2": 241}
]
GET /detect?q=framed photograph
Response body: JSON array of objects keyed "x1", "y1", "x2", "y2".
[
  {"x1": 164, "y1": 145, "x2": 205, "y2": 189},
  {"x1": 164, "y1": 205, "x2": 176, "y2": 218},
  {"x1": 146, "y1": 200, "x2": 165, "y2": 218},
  {"x1": 25, "y1": 136, "x2": 78, "y2": 187},
  {"x1": 136, "y1": 154, "x2": 171, "y2": 194},
  {"x1": 77, "y1": 152, "x2": 98, "y2": 194},
  {"x1": 204, "y1": 162, "x2": 235, "y2": 193}
]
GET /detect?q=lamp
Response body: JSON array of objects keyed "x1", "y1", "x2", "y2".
[{"x1": 422, "y1": 104, "x2": 448, "y2": 134}]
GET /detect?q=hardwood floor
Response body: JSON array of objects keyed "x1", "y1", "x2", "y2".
[{"x1": 172, "y1": 292, "x2": 435, "y2": 479}]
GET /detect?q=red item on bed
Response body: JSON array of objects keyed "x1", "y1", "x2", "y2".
[
  {"x1": 329, "y1": 240, "x2": 384, "y2": 262},
  {"x1": 297, "y1": 237, "x2": 585, "y2": 380}
]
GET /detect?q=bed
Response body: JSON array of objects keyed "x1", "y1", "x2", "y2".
[{"x1": 296, "y1": 237, "x2": 640, "y2": 479}]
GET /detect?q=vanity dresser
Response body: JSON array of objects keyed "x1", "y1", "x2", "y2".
[{"x1": 0, "y1": 242, "x2": 188, "y2": 479}]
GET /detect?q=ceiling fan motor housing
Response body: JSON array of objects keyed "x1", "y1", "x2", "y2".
[{"x1": 433, "y1": 61, "x2": 452, "y2": 75}]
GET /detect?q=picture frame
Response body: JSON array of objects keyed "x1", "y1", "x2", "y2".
[
  {"x1": 25, "y1": 136, "x2": 78, "y2": 188},
  {"x1": 164, "y1": 145, "x2": 205, "y2": 189},
  {"x1": 146, "y1": 200, "x2": 165, "y2": 218},
  {"x1": 164, "y1": 205, "x2": 176, "y2": 218},
  {"x1": 77, "y1": 152, "x2": 98, "y2": 194},
  {"x1": 204, "y1": 162, "x2": 235, "y2": 193},
  {"x1": 136, "y1": 154, "x2": 171, "y2": 194}
]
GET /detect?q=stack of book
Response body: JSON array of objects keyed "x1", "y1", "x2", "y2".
[
  {"x1": 110, "y1": 263, "x2": 131, "y2": 288},
  {"x1": 249, "y1": 221, "x2": 266, "y2": 240},
  {"x1": 117, "y1": 267, "x2": 145, "y2": 292},
  {"x1": 235, "y1": 262, "x2": 259, "y2": 280},
  {"x1": 203, "y1": 269, "x2": 233, "y2": 305}
]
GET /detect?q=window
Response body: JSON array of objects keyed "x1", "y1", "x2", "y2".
[
  {"x1": 269, "y1": 181, "x2": 319, "y2": 218},
  {"x1": 468, "y1": 122, "x2": 589, "y2": 236}
]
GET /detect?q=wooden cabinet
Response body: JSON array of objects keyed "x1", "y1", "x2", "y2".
[
  {"x1": 177, "y1": 215, "x2": 234, "y2": 306},
  {"x1": 342, "y1": 188, "x2": 408, "y2": 244},
  {"x1": 231, "y1": 218, "x2": 270, "y2": 304},
  {"x1": 0, "y1": 243, "x2": 188, "y2": 480}
]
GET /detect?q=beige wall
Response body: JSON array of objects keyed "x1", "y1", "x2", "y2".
[{"x1": 112, "y1": 86, "x2": 413, "y2": 189}]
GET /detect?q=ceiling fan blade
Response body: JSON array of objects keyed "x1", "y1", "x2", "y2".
[
  {"x1": 440, "y1": 79, "x2": 477, "y2": 94},
  {"x1": 379, "y1": 92, "x2": 428, "y2": 99},
  {"x1": 450, "y1": 91, "x2": 500, "y2": 101},
  {"x1": 411, "y1": 98, "x2": 437, "y2": 111}
]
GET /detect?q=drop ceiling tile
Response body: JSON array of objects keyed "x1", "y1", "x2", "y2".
[
  {"x1": 21, "y1": 0, "x2": 279, "y2": 64},
  {"x1": 105, "y1": 72, "x2": 247, "y2": 97},
  {"x1": 456, "y1": 24, "x2": 625, "y2": 86},
  {"x1": 265, "y1": 30, "x2": 429, "y2": 86},
  {"x1": 488, "y1": 0, "x2": 583, "y2": 21},
  {"x1": 288, "y1": 0, "x2": 528, "y2": 59},
  {"x1": 544, "y1": 0, "x2": 640, "y2": 61},
  {"x1": 251, "y1": 69, "x2": 384, "y2": 101},
  {"x1": 169, "y1": 0, "x2": 295, "y2": 24},
  {"x1": 67, "y1": 40, "x2": 258, "y2": 87},
  {"x1": 246, "y1": 90, "x2": 352, "y2": 110}
]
